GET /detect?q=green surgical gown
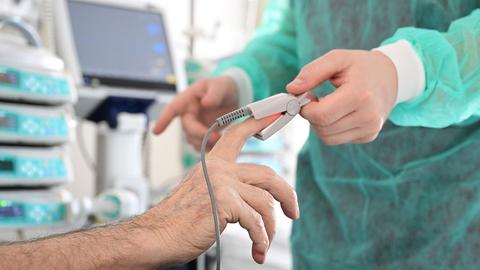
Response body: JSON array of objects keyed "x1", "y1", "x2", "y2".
[{"x1": 213, "y1": 1, "x2": 480, "y2": 269}]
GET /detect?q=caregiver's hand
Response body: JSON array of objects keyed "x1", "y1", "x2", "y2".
[
  {"x1": 153, "y1": 76, "x2": 239, "y2": 150},
  {"x1": 286, "y1": 50, "x2": 398, "y2": 145}
]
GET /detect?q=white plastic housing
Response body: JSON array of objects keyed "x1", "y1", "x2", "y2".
[{"x1": 246, "y1": 93, "x2": 311, "y2": 140}]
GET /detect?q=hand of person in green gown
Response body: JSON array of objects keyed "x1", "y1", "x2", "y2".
[
  {"x1": 287, "y1": 50, "x2": 398, "y2": 145},
  {"x1": 153, "y1": 76, "x2": 240, "y2": 150}
]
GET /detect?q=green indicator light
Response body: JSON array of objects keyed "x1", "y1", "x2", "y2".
[{"x1": 0, "y1": 200, "x2": 8, "y2": 207}]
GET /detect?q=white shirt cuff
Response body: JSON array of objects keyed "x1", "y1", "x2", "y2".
[
  {"x1": 222, "y1": 68, "x2": 254, "y2": 107},
  {"x1": 374, "y1": 40, "x2": 426, "y2": 104}
]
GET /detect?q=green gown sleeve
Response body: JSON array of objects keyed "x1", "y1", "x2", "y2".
[
  {"x1": 211, "y1": 0, "x2": 298, "y2": 101},
  {"x1": 383, "y1": 9, "x2": 480, "y2": 128}
]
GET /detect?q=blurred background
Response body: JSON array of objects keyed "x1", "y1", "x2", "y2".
[{"x1": 0, "y1": 0, "x2": 309, "y2": 269}]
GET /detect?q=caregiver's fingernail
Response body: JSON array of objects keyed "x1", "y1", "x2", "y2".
[{"x1": 289, "y1": 78, "x2": 305, "y2": 86}]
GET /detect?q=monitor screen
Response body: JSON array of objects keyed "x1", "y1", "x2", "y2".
[
  {"x1": 0, "y1": 114, "x2": 16, "y2": 130},
  {"x1": 0, "y1": 159, "x2": 14, "y2": 172},
  {"x1": 0, "y1": 204, "x2": 23, "y2": 218},
  {"x1": 67, "y1": 1, "x2": 176, "y2": 91},
  {"x1": 0, "y1": 71, "x2": 18, "y2": 86}
]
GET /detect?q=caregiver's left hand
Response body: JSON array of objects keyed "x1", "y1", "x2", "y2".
[{"x1": 286, "y1": 50, "x2": 398, "y2": 145}]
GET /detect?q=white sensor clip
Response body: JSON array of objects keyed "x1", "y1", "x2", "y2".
[{"x1": 246, "y1": 93, "x2": 310, "y2": 140}]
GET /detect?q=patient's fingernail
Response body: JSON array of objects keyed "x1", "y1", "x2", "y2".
[
  {"x1": 253, "y1": 250, "x2": 266, "y2": 264},
  {"x1": 258, "y1": 253, "x2": 266, "y2": 264}
]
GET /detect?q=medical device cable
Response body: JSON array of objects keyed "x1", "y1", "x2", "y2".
[
  {"x1": 200, "y1": 122, "x2": 222, "y2": 270},
  {"x1": 200, "y1": 107, "x2": 252, "y2": 270}
]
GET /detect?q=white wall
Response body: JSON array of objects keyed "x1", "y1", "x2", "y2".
[{"x1": 193, "y1": 0, "x2": 260, "y2": 59}]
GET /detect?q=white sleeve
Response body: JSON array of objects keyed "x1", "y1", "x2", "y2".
[
  {"x1": 374, "y1": 39, "x2": 426, "y2": 104},
  {"x1": 221, "y1": 68, "x2": 254, "y2": 107}
]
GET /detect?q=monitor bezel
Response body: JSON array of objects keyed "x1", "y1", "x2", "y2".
[{"x1": 66, "y1": 0, "x2": 177, "y2": 92}]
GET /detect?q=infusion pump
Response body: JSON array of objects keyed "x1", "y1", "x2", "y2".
[
  {"x1": 0, "y1": 64, "x2": 74, "y2": 104},
  {"x1": 0, "y1": 189, "x2": 74, "y2": 227},
  {"x1": 0, "y1": 33, "x2": 76, "y2": 105},
  {"x1": 0, "y1": 188, "x2": 139, "y2": 228},
  {"x1": 0, "y1": 102, "x2": 73, "y2": 145},
  {"x1": 0, "y1": 146, "x2": 72, "y2": 187}
]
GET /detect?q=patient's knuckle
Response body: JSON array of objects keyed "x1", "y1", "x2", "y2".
[
  {"x1": 287, "y1": 188, "x2": 298, "y2": 202},
  {"x1": 262, "y1": 192, "x2": 275, "y2": 210},
  {"x1": 260, "y1": 166, "x2": 277, "y2": 179},
  {"x1": 215, "y1": 185, "x2": 235, "y2": 203},
  {"x1": 253, "y1": 213, "x2": 264, "y2": 229}
]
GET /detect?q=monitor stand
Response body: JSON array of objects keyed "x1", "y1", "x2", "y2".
[{"x1": 86, "y1": 96, "x2": 153, "y2": 221}]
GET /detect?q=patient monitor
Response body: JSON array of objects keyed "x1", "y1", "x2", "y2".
[{"x1": 54, "y1": 0, "x2": 182, "y2": 220}]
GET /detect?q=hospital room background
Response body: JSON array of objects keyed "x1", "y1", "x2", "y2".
[{"x1": 0, "y1": 0, "x2": 310, "y2": 269}]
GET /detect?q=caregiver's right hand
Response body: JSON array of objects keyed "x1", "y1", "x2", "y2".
[{"x1": 153, "y1": 76, "x2": 240, "y2": 150}]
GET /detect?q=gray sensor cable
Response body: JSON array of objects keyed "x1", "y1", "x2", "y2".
[{"x1": 200, "y1": 107, "x2": 252, "y2": 270}]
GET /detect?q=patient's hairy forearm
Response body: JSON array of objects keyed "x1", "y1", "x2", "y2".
[
  {"x1": 0, "y1": 182, "x2": 214, "y2": 270},
  {"x1": 0, "y1": 220, "x2": 166, "y2": 270}
]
